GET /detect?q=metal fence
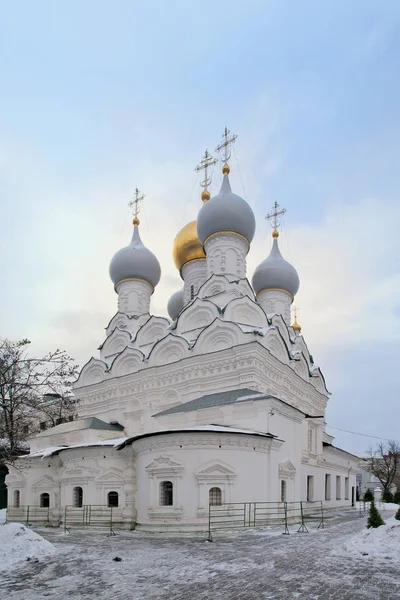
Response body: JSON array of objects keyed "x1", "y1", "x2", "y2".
[
  {"x1": 6, "y1": 506, "x2": 50, "y2": 526},
  {"x1": 64, "y1": 505, "x2": 123, "y2": 534},
  {"x1": 207, "y1": 501, "x2": 324, "y2": 540}
]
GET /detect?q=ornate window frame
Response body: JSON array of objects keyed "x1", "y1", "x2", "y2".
[{"x1": 145, "y1": 456, "x2": 184, "y2": 519}]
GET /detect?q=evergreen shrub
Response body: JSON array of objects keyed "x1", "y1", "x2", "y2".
[
  {"x1": 382, "y1": 489, "x2": 394, "y2": 503},
  {"x1": 393, "y1": 491, "x2": 400, "y2": 505},
  {"x1": 363, "y1": 489, "x2": 374, "y2": 502},
  {"x1": 367, "y1": 500, "x2": 385, "y2": 529},
  {"x1": 395, "y1": 507, "x2": 400, "y2": 521}
]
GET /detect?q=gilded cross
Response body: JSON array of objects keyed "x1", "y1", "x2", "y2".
[
  {"x1": 195, "y1": 149, "x2": 217, "y2": 201},
  {"x1": 215, "y1": 126, "x2": 238, "y2": 168},
  {"x1": 266, "y1": 201, "x2": 286, "y2": 236},
  {"x1": 128, "y1": 188, "x2": 145, "y2": 225}
]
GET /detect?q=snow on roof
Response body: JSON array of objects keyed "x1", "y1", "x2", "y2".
[{"x1": 24, "y1": 437, "x2": 129, "y2": 459}]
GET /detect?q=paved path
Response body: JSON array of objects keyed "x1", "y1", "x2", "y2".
[{"x1": 1, "y1": 509, "x2": 399, "y2": 600}]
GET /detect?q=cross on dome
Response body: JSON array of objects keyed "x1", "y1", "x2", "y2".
[
  {"x1": 266, "y1": 201, "x2": 286, "y2": 239},
  {"x1": 128, "y1": 188, "x2": 145, "y2": 226},
  {"x1": 215, "y1": 126, "x2": 237, "y2": 175},
  {"x1": 291, "y1": 306, "x2": 302, "y2": 333},
  {"x1": 195, "y1": 149, "x2": 217, "y2": 202}
]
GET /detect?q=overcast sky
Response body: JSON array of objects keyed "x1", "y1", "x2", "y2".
[{"x1": 1, "y1": 1, "x2": 400, "y2": 455}]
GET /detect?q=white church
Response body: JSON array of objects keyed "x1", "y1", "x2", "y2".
[{"x1": 6, "y1": 130, "x2": 359, "y2": 530}]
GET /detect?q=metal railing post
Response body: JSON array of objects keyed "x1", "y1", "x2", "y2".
[
  {"x1": 283, "y1": 502, "x2": 290, "y2": 535},
  {"x1": 318, "y1": 500, "x2": 325, "y2": 529},
  {"x1": 297, "y1": 501, "x2": 308, "y2": 533},
  {"x1": 26, "y1": 505, "x2": 30, "y2": 526},
  {"x1": 207, "y1": 503, "x2": 213, "y2": 542}
]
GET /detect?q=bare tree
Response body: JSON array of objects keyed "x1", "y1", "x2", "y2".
[
  {"x1": 0, "y1": 338, "x2": 79, "y2": 457},
  {"x1": 367, "y1": 441, "x2": 400, "y2": 492}
]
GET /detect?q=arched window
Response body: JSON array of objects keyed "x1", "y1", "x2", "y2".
[
  {"x1": 209, "y1": 487, "x2": 222, "y2": 506},
  {"x1": 14, "y1": 490, "x2": 20, "y2": 508},
  {"x1": 160, "y1": 481, "x2": 173, "y2": 506},
  {"x1": 40, "y1": 493, "x2": 50, "y2": 508},
  {"x1": 107, "y1": 491, "x2": 119, "y2": 507},
  {"x1": 73, "y1": 486, "x2": 83, "y2": 507},
  {"x1": 280, "y1": 480, "x2": 286, "y2": 503}
]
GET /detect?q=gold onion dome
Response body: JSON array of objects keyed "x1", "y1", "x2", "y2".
[
  {"x1": 172, "y1": 220, "x2": 206, "y2": 273},
  {"x1": 292, "y1": 318, "x2": 302, "y2": 333}
]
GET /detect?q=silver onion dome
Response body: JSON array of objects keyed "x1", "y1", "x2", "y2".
[
  {"x1": 109, "y1": 225, "x2": 161, "y2": 288},
  {"x1": 196, "y1": 174, "x2": 256, "y2": 245},
  {"x1": 167, "y1": 289, "x2": 184, "y2": 320},
  {"x1": 252, "y1": 237, "x2": 300, "y2": 296}
]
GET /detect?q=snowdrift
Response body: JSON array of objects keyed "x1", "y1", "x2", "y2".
[
  {"x1": 343, "y1": 516, "x2": 400, "y2": 561},
  {"x1": 0, "y1": 523, "x2": 56, "y2": 571}
]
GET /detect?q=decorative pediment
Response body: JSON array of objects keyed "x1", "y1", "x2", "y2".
[
  {"x1": 279, "y1": 459, "x2": 297, "y2": 479},
  {"x1": 195, "y1": 459, "x2": 236, "y2": 482},
  {"x1": 109, "y1": 346, "x2": 144, "y2": 378},
  {"x1": 292, "y1": 352, "x2": 310, "y2": 380},
  {"x1": 95, "y1": 467, "x2": 123, "y2": 483},
  {"x1": 145, "y1": 455, "x2": 184, "y2": 474},
  {"x1": 31, "y1": 475, "x2": 56, "y2": 490},
  {"x1": 75, "y1": 357, "x2": 107, "y2": 388}
]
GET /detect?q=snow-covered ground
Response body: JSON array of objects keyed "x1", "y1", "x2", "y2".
[
  {"x1": 343, "y1": 515, "x2": 400, "y2": 560},
  {"x1": 0, "y1": 508, "x2": 399, "y2": 599},
  {"x1": 0, "y1": 523, "x2": 56, "y2": 571}
]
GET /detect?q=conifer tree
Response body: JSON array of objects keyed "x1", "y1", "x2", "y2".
[
  {"x1": 367, "y1": 500, "x2": 385, "y2": 529},
  {"x1": 363, "y1": 489, "x2": 374, "y2": 502},
  {"x1": 395, "y1": 507, "x2": 400, "y2": 521}
]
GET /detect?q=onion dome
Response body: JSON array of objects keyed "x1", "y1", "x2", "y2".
[
  {"x1": 172, "y1": 220, "x2": 206, "y2": 274},
  {"x1": 109, "y1": 225, "x2": 161, "y2": 288},
  {"x1": 196, "y1": 173, "x2": 256, "y2": 245},
  {"x1": 167, "y1": 289, "x2": 184, "y2": 320},
  {"x1": 252, "y1": 234, "x2": 300, "y2": 297},
  {"x1": 292, "y1": 317, "x2": 302, "y2": 333}
]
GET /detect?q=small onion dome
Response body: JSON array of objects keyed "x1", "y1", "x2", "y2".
[
  {"x1": 172, "y1": 220, "x2": 205, "y2": 273},
  {"x1": 196, "y1": 174, "x2": 256, "y2": 245},
  {"x1": 167, "y1": 288, "x2": 184, "y2": 320},
  {"x1": 252, "y1": 236, "x2": 300, "y2": 297},
  {"x1": 109, "y1": 225, "x2": 161, "y2": 288},
  {"x1": 292, "y1": 317, "x2": 302, "y2": 333}
]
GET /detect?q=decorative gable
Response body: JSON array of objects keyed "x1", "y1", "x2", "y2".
[
  {"x1": 145, "y1": 456, "x2": 184, "y2": 475},
  {"x1": 195, "y1": 459, "x2": 236, "y2": 482},
  {"x1": 279, "y1": 459, "x2": 297, "y2": 479}
]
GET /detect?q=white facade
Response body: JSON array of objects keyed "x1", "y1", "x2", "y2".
[{"x1": 6, "y1": 167, "x2": 359, "y2": 531}]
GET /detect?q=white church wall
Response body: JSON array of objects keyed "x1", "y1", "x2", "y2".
[{"x1": 134, "y1": 431, "x2": 282, "y2": 530}]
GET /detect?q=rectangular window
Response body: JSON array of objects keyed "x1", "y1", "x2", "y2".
[
  {"x1": 307, "y1": 475, "x2": 314, "y2": 501},
  {"x1": 336, "y1": 476, "x2": 341, "y2": 500},
  {"x1": 325, "y1": 474, "x2": 331, "y2": 501},
  {"x1": 40, "y1": 421, "x2": 47, "y2": 431},
  {"x1": 345, "y1": 477, "x2": 349, "y2": 500}
]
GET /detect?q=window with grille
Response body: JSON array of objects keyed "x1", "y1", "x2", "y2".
[
  {"x1": 40, "y1": 493, "x2": 50, "y2": 508},
  {"x1": 190, "y1": 285, "x2": 195, "y2": 300},
  {"x1": 73, "y1": 486, "x2": 83, "y2": 507},
  {"x1": 280, "y1": 480, "x2": 287, "y2": 503},
  {"x1": 160, "y1": 481, "x2": 173, "y2": 506},
  {"x1": 14, "y1": 490, "x2": 20, "y2": 508},
  {"x1": 336, "y1": 476, "x2": 341, "y2": 500},
  {"x1": 209, "y1": 487, "x2": 222, "y2": 506},
  {"x1": 307, "y1": 475, "x2": 314, "y2": 501},
  {"x1": 108, "y1": 491, "x2": 119, "y2": 507},
  {"x1": 325, "y1": 474, "x2": 331, "y2": 500}
]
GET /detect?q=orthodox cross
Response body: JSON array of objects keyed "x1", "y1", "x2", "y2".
[
  {"x1": 195, "y1": 149, "x2": 217, "y2": 202},
  {"x1": 215, "y1": 126, "x2": 238, "y2": 172},
  {"x1": 128, "y1": 188, "x2": 145, "y2": 226},
  {"x1": 292, "y1": 305, "x2": 299, "y2": 321},
  {"x1": 266, "y1": 201, "x2": 286, "y2": 237}
]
